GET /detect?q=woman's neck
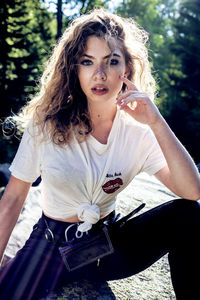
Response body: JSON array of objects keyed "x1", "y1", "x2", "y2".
[
  {"x1": 89, "y1": 103, "x2": 117, "y2": 126},
  {"x1": 88, "y1": 103, "x2": 117, "y2": 144}
]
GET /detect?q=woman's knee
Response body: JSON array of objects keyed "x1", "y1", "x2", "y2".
[{"x1": 169, "y1": 198, "x2": 200, "y2": 223}]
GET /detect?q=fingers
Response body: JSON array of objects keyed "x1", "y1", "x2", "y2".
[
  {"x1": 116, "y1": 90, "x2": 138, "y2": 102},
  {"x1": 121, "y1": 103, "x2": 137, "y2": 115},
  {"x1": 116, "y1": 91, "x2": 148, "y2": 109},
  {"x1": 116, "y1": 76, "x2": 149, "y2": 110},
  {"x1": 120, "y1": 76, "x2": 139, "y2": 91}
]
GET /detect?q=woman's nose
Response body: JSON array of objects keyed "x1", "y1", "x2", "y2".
[{"x1": 93, "y1": 64, "x2": 107, "y2": 81}]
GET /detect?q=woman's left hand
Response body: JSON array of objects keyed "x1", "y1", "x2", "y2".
[{"x1": 116, "y1": 76, "x2": 161, "y2": 126}]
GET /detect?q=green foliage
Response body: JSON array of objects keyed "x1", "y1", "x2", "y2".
[
  {"x1": 66, "y1": 0, "x2": 109, "y2": 33},
  {"x1": 116, "y1": 0, "x2": 200, "y2": 162},
  {"x1": 0, "y1": 0, "x2": 55, "y2": 116},
  {"x1": 165, "y1": 0, "x2": 200, "y2": 162},
  {"x1": 116, "y1": 0, "x2": 177, "y2": 106},
  {"x1": 43, "y1": 0, "x2": 107, "y2": 38},
  {"x1": 0, "y1": 0, "x2": 56, "y2": 163}
]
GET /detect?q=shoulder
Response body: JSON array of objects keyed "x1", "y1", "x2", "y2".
[
  {"x1": 25, "y1": 119, "x2": 50, "y2": 140},
  {"x1": 19, "y1": 119, "x2": 50, "y2": 148}
]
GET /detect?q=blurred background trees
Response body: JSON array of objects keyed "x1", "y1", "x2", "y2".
[
  {"x1": 164, "y1": 0, "x2": 200, "y2": 163},
  {"x1": 0, "y1": 0, "x2": 56, "y2": 161},
  {"x1": 0, "y1": 0, "x2": 200, "y2": 163}
]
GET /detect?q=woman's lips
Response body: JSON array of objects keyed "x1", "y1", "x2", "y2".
[
  {"x1": 91, "y1": 86, "x2": 108, "y2": 95},
  {"x1": 102, "y1": 178, "x2": 123, "y2": 194}
]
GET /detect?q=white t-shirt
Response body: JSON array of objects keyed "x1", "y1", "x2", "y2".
[{"x1": 9, "y1": 109, "x2": 167, "y2": 230}]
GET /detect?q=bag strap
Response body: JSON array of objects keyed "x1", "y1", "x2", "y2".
[{"x1": 114, "y1": 203, "x2": 145, "y2": 228}]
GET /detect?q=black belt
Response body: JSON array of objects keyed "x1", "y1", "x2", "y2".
[
  {"x1": 33, "y1": 203, "x2": 145, "y2": 243},
  {"x1": 34, "y1": 210, "x2": 117, "y2": 243}
]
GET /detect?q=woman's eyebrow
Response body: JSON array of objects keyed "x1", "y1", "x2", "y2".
[{"x1": 80, "y1": 53, "x2": 121, "y2": 59}]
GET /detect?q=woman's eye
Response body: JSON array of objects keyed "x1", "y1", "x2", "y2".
[
  {"x1": 110, "y1": 59, "x2": 119, "y2": 65},
  {"x1": 80, "y1": 60, "x2": 93, "y2": 66}
]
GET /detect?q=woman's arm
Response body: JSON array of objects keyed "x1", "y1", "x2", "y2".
[
  {"x1": 117, "y1": 76, "x2": 200, "y2": 200},
  {"x1": 0, "y1": 176, "x2": 31, "y2": 264},
  {"x1": 151, "y1": 117, "x2": 200, "y2": 200}
]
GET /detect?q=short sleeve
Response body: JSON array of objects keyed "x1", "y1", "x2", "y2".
[
  {"x1": 9, "y1": 124, "x2": 42, "y2": 183},
  {"x1": 140, "y1": 129, "x2": 167, "y2": 176}
]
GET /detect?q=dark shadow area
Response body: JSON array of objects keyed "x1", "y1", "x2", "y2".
[{"x1": 45, "y1": 279, "x2": 116, "y2": 299}]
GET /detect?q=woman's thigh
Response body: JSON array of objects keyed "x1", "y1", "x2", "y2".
[
  {"x1": 94, "y1": 199, "x2": 200, "y2": 281},
  {"x1": 0, "y1": 224, "x2": 67, "y2": 300}
]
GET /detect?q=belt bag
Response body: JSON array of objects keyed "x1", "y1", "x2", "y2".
[
  {"x1": 59, "y1": 225, "x2": 114, "y2": 272},
  {"x1": 59, "y1": 203, "x2": 145, "y2": 272}
]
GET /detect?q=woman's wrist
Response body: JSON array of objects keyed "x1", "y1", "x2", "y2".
[{"x1": 148, "y1": 114, "x2": 167, "y2": 135}]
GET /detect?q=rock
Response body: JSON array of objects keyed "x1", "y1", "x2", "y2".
[
  {"x1": 40, "y1": 280, "x2": 117, "y2": 300},
  {"x1": 2, "y1": 173, "x2": 177, "y2": 299},
  {"x1": 1, "y1": 254, "x2": 11, "y2": 267},
  {"x1": 3, "y1": 185, "x2": 42, "y2": 259},
  {"x1": 0, "y1": 187, "x2": 5, "y2": 198}
]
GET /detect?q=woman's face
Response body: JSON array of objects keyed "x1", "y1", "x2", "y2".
[{"x1": 78, "y1": 36, "x2": 129, "y2": 106}]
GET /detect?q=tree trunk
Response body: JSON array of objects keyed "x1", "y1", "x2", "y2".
[{"x1": 56, "y1": 0, "x2": 63, "y2": 39}]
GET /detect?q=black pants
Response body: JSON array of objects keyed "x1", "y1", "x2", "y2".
[{"x1": 0, "y1": 199, "x2": 200, "y2": 300}]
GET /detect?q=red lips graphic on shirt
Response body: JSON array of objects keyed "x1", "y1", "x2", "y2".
[{"x1": 102, "y1": 178, "x2": 123, "y2": 194}]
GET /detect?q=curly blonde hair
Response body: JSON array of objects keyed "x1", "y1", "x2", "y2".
[{"x1": 15, "y1": 8, "x2": 155, "y2": 145}]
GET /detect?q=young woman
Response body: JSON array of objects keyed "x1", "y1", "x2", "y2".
[{"x1": 0, "y1": 8, "x2": 200, "y2": 300}]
